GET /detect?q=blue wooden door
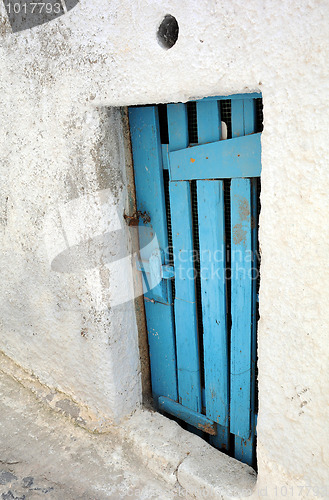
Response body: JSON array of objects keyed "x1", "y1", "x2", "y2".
[{"x1": 129, "y1": 95, "x2": 262, "y2": 467}]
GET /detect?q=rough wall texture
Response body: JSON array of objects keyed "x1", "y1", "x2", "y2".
[{"x1": 0, "y1": 0, "x2": 328, "y2": 495}]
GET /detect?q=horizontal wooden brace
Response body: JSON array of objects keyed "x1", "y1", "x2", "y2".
[
  {"x1": 158, "y1": 396, "x2": 217, "y2": 435},
  {"x1": 199, "y1": 93, "x2": 261, "y2": 101},
  {"x1": 168, "y1": 133, "x2": 261, "y2": 181}
]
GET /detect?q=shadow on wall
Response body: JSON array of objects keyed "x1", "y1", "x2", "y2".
[{"x1": 43, "y1": 188, "x2": 161, "y2": 309}]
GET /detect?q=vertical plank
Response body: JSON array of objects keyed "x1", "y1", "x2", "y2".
[
  {"x1": 197, "y1": 181, "x2": 230, "y2": 432},
  {"x1": 196, "y1": 99, "x2": 230, "y2": 449},
  {"x1": 246, "y1": 95, "x2": 258, "y2": 467},
  {"x1": 167, "y1": 103, "x2": 201, "y2": 412},
  {"x1": 230, "y1": 178, "x2": 252, "y2": 435},
  {"x1": 196, "y1": 100, "x2": 221, "y2": 144},
  {"x1": 250, "y1": 177, "x2": 258, "y2": 465},
  {"x1": 230, "y1": 99, "x2": 256, "y2": 465},
  {"x1": 129, "y1": 106, "x2": 178, "y2": 402},
  {"x1": 197, "y1": 180, "x2": 227, "y2": 424},
  {"x1": 169, "y1": 181, "x2": 202, "y2": 412},
  {"x1": 243, "y1": 99, "x2": 256, "y2": 135},
  {"x1": 167, "y1": 103, "x2": 189, "y2": 152},
  {"x1": 245, "y1": 100, "x2": 258, "y2": 468}
]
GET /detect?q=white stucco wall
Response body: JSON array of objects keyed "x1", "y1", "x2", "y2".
[{"x1": 0, "y1": 0, "x2": 328, "y2": 496}]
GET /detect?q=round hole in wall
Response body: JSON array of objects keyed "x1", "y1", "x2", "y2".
[{"x1": 157, "y1": 15, "x2": 179, "y2": 49}]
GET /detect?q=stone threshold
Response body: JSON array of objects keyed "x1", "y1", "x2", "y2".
[{"x1": 0, "y1": 351, "x2": 257, "y2": 499}]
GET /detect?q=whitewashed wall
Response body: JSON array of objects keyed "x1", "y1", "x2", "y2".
[{"x1": 0, "y1": 0, "x2": 328, "y2": 495}]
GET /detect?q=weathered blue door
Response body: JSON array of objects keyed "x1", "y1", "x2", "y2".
[{"x1": 129, "y1": 95, "x2": 262, "y2": 467}]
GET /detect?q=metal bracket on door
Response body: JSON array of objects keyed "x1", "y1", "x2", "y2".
[{"x1": 136, "y1": 249, "x2": 175, "y2": 291}]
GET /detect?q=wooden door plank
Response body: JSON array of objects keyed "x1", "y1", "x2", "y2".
[
  {"x1": 167, "y1": 103, "x2": 189, "y2": 152},
  {"x1": 159, "y1": 397, "x2": 216, "y2": 435},
  {"x1": 195, "y1": 99, "x2": 230, "y2": 449},
  {"x1": 196, "y1": 99, "x2": 221, "y2": 144},
  {"x1": 230, "y1": 99, "x2": 257, "y2": 465},
  {"x1": 230, "y1": 177, "x2": 252, "y2": 438},
  {"x1": 243, "y1": 99, "x2": 255, "y2": 135},
  {"x1": 168, "y1": 133, "x2": 261, "y2": 181},
  {"x1": 129, "y1": 106, "x2": 178, "y2": 402},
  {"x1": 197, "y1": 180, "x2": 228, "y2": 427},
  {"x1": 199, "y1": 93, "x2": 261, "y2": 102},
  {"x1": 166, "y1": 103, "x2": 202, "y2": 412},
  {"x1": 169, "y1": 180, "x2": 202, "y2": 412},
  {"x1": 250, "y1": 177, "x2": 258, "y2": 463},
  {"x1": 244, "y1": 98, "x2": 258, "y2": 468},
  {"x1": 242, "y1": 100, "x2": 259, "y2": 467}
]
